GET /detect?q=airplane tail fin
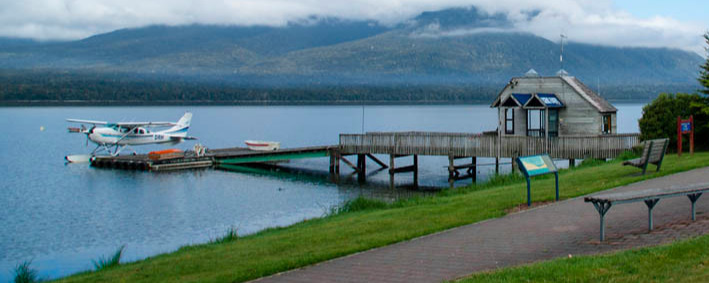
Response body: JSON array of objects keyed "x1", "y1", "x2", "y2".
[{"x1": 165, "y1": 112, "x2": 192, "y2": 137}]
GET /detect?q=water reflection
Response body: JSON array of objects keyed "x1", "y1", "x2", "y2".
[{"x1": 217, "y1": 163, "x2": 439, "y2": 203}]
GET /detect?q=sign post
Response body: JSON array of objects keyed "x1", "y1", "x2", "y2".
[
  {"x1": 516, "y1": 154, "x2": 559, "y2": 206},
  {"x1": 677, "y1": 115, "x2": 694, "y2": 156}
]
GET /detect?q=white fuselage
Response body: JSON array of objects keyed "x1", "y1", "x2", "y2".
[
  {"x1": 68, "y1": 112, "x2": 194, "y2": 156},
  {"x1": 88, "y1": 126, "x2": 188, "y2": 146}
]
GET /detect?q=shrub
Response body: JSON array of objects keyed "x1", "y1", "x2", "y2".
[
  {"x1": 638, "y1": 93, "x2": 709, "y2": 151},
  {"x1": 13, "y1": 261, "x2": 40, "y2": 283},
  {"x1": 330, "y1": 197, "x2": 388, "y2": 215},
  {"x1": 212, "y1": 227, "x2": 239, "y2": 244},
  {"x1": 92, "y1": 246, "x2": 125, "y2": 271}
]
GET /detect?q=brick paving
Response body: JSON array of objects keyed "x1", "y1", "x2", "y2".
[{"x1": 254, "y1": 167, "x2": 709, "y2": 283}]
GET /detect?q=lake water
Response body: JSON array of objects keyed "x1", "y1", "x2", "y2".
[{"x1": 0, "y1": 103, "x2": 644, "y2": 280}]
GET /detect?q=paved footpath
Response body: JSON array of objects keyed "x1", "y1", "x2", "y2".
[{"x1": 255, "y1": 167, "x2": 709, "y2": 283}]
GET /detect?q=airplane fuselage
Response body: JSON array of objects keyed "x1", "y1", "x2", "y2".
[
  {"x1": 68, "y1": 112, "x2": 194, "y2": 156},
  {"x1": 88, "y1": 127, "x2": 183, "y2": 146}
]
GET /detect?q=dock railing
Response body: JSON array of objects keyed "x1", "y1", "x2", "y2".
[{"x1": 340, "y1": 132, "x2": 640, "y2": 159}]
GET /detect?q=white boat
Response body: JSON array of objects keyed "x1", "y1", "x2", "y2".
[
  {"x1": 65, "y1": 154, "x2": 93, "y2": 163},
  {"x1": 245, "y1": 140, "x2": 280, "y2": 151}
]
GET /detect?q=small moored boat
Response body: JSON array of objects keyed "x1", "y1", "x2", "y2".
[{"x1": 245, "y1": 140, "x2": 280, "y2": 151}]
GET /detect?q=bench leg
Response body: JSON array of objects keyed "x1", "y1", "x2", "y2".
[
  {"x1": 644, "y1": 199, "x2": 660, "y2": 231},
  {"x1": 592, "y1": 201, "x2": 612, "y2": 241},
  {"x1": 688, "y1": 193, "x2": 703, "y2": 221}
]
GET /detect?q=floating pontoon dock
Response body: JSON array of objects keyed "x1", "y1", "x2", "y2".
[{"x1": 90, "y1": 146, "x2": 337, "y2": 171}]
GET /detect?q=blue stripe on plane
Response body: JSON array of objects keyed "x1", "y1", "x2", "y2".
[{"x1": 165, "y1": 127, "x2": 188, "y2": 134}]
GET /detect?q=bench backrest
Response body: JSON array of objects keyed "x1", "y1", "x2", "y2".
[{"x1": 640, "y1": 138, "x2": 669, "y2": 164}]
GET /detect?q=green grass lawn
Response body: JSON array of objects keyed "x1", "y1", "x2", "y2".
[
  {"x1": 56, "y1": 153, "x2": 709, "y2": 282},
  {"x1": 459, "y1": 233, "x2": 709, "y2": 282}
]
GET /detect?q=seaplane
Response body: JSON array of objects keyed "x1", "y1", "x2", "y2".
[{"x1": 65, "y1": 112, "x2": 196, "y2": 162}]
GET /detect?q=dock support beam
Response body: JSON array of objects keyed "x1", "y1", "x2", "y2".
[
  {"x1": 449, "y1": 155, "x2": 455, "y2": 188},
  {"x1": 447, "y1": 156, "x2": 478, "y2": 188},
  {"x1": 472, "y1": 156, "x2": 477, "y2": 183},
  {"x1": 389, "y1": 154, "x2": 418, "y2": 189},
  {"x1": 390, "y1": 154, "x2": 395, "y2": 188},
  {"x1": 495, "y1": 157, "x2": 500, "y2": 174},
  {"x1": 357, "y1": 154, "x2": 366, "y2": 182},
  {"x1": 329, "y1": 150, "x2": 340, "y2": 182},
  {"x1": 366, "y1": 154, "x2": 388, "y2": 169},
  {"x1": 413, "y1": 155, "x2": 418, "y2": 187}
]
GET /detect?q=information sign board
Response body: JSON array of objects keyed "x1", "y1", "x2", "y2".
[
  {"x1": 518, "y1": 155, "x2": 557, "y2": 176},
  {"x1": 516, "y1": 154, "x2": 559, "y2": 206},
  {"x1": 681, "y1": 121, "x2": 691, "y2": 133},
  {"x1": 677, "y1": 116, "x2": 694, "y2": 156}
]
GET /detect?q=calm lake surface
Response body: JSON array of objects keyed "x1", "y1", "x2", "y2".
[{"x1": 0, "y1": 103, "x2": 644, "y2": 280}]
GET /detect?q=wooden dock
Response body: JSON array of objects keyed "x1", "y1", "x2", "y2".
[
  {"x1": 90, "y1": 131, "x2": 641, "y2": 189},
  {"x1": 90, "y1": 146, "x2": 337, "y2": 171},
  {"x1": 338, "y1": 132, "x2": 640, "y2": 187}
]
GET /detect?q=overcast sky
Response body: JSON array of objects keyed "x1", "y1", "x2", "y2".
[{"x1": 0, "y1": 0, "x2": 706, "y2": 55}]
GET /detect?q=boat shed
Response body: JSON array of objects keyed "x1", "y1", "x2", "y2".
[{"x1": 491, "y1": 70, "x2": 617, "y2": 137}]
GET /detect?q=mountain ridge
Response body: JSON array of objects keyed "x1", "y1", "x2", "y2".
[{"x1": 0, "y1": 6, "x2": 703, "y2": 102}]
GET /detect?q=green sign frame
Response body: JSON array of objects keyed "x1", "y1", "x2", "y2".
[{"x1": 516, "y1": 154, "x2": 559, "y2": 206}]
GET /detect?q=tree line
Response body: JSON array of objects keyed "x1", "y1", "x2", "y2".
[{"x1": 0, "y1": 71, "x2": 697, "y2": 105}]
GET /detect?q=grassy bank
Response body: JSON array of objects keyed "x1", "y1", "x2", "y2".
[
  {"x1": 58, "y1": 153, "x2": 709, "y2": 282},
  {"x1": 460, "y1": 232, "x2": 709, "y2": 282}
]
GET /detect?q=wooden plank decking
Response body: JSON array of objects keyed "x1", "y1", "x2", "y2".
[{"x1": 90, "y1": 145, "x2": 336, "y2": 171}]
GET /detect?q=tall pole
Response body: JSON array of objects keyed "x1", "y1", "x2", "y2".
[
  {"x1": 361, "y1": 104, "x2": 365, "y2": 134},
  {"x1": 560, "y1": 34, "x2": 567, "y2": 72}
]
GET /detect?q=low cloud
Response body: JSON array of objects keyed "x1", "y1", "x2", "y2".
[{"x1": 0, "y1": 0, "x2": 705, "y2": 54}]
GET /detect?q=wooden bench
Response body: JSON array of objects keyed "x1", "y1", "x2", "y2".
[
  {"x1": 584, "y1": 182, "x2": 709, "y2": 241},
  {"x1": 622, "y1": 138, "x2": 669, "y2": 175}
]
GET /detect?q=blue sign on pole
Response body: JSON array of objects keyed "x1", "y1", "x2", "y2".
[
  {"x1": 516, "y1": 154, "x2": 559, "y2": 206},
  {"x1": 681, "y1": 121, "x2": 691, "y2": 133}
]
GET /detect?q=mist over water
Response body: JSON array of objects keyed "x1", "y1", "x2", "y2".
[{"x1": 0, "y1": 103, "x2": 643, "y2": 280}]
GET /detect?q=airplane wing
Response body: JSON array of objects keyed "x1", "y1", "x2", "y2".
[
  {"x1": 67, "y1": 119, "x2": 175, "y2": 127},
  {"x1": 170, "y1": 136, "x2": 198, "y2": 141},
  {"x1": 115, "y1": 121, "x2": 176, "y2": 127},
  {"x1": 66, "y1": 118, "x2": 109, "y2": 125}
]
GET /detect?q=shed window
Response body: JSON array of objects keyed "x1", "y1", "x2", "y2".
[
  {"x1": 602, "y1": 115, "x2": 612, "y2": 134},
  {"x1": 505, "y1": 108, "x2": 514, "y2": 134},
  {"x1": 548, "y1": 109, "x2": 558, "y2": 137},
  {"x1": 527, "y1": 109, "x2": 545, "y2": 137}
]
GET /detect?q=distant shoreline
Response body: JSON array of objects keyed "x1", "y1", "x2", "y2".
[{"x1": 0, "y1": 99, "x2": 651, "y2": 107}]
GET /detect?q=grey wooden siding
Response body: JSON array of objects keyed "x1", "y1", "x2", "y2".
[{"x1": 496, "y1": 77, "x2": 614, "y2": 136}]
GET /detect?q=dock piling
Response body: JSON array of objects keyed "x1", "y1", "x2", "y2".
[
  {"x1": 389, "y1": 154, "x2": 395, "y2": 189},
  {"x1": 357, "y1": 154, "x2": 366, "y2": 182},
  {"x1": 413, "y1": 154, "x2": 418, "y2": 188}
]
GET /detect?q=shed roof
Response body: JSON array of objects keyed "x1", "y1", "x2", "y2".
[
  {"x1": 537, "y1": 93, "x2": 564, "y2": 108},
  {"x1": 561, "y1": 77, "x2": 617, "y2": 113},
  {"x1": 491, "y1": 76, "x2": 616, "y2": 113},
  {"x1": 512, "y1": 93, "x2": 532, "y2": 105}
]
